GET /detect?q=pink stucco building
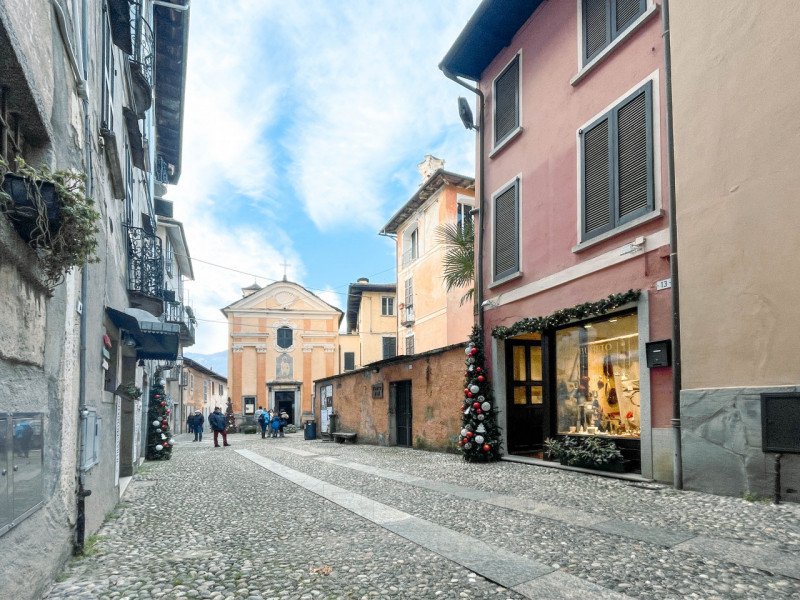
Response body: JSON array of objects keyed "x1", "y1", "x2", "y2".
[{"x1": 442, "y1": 0, "x2": 673, "y2": 480}]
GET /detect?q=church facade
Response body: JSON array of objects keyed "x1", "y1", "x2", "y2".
[{"x1": 221, "y1": 280, "x2": 343, "y2": 425}]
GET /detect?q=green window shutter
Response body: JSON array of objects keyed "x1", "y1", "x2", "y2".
[
  {"x1": 582, "y1": 117, "x2": 612, "y2": 235},
  {"x1": 494, "y1": 182, "x2": 519, "y2": 280},
  {"x1": 494, "y1": 56, "x2": 519, "y2": 144},
  {"x1": 616, "y1": 87, "x2": 650, "y2": 221},
  {"x1": 583, "y1": 0, "x2": 609, "y2": 62}
]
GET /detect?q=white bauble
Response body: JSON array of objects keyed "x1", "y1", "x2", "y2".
[
  {"x1": 477, "y1": 396, "x2": 485, "y2": 402},
  {"x1": 152, "y1": 420, "x2": 160, "y2": 427},
  {"x1": 465, "y1": 346, "x2": 473, "y2": 355},
  {"x1": 169, "y1": 438, "x2": 175, "y2": 444},
  {"x1": 469, "y1": 385, "x2": 480, "y2": 394},
  {"x1": 477, "y1": 414, "x2": 485, "y2": 421},
  {"x1": 460, "y1": 428, "x2": 468, "y2": 437},
  {"x1": 159, "y1": 379, "x2": 166, "y2": 386},
  {"x1": 463, "y1": 442, "x2": 472, "y2": 450},
  {"x1": 481, "y1": 402, "x2": 491, "y2": 411},
  {"x1": 474, "y1": 435, "x2": 484, "y2": 445},
  {"x1": 155, "y1": 444, "x2": 163, "y2": 451}
]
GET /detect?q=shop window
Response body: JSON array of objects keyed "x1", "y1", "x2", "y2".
[{"x1": 555, "y1": 312, "x2": 640, "y2": 438}]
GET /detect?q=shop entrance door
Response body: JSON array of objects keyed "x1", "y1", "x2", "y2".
[
  {"x1": 506, "y1": 338, "x2": 544, "y2": 453},
  {"x1": 395, "y1": 381, "x2": 412, "y2": 447}
]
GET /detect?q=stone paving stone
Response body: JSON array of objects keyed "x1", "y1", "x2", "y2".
[
  {"x1": 675, "y1": 536, "x2": 800, "y2": 580},
  {"x1": 513, "y1": 571, "x2": 633, "y2": 600},
  {"x1": 588, "y1": 518, "x2": 696, "y2": 547}
]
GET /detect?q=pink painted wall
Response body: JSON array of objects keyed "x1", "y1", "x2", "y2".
[{"x1": 475, "y1": 1, "x2": 673, "y2": 428}]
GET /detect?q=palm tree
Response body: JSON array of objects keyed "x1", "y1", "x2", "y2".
[{"x1": 437, "y1": 218, "x2": 475, "y2": 306}]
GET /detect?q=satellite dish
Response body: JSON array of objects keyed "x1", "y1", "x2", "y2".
[{"x1": 458, "y1": 97, "x2": 477, "y2": 130}]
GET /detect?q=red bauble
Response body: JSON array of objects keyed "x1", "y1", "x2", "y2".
[
  {"x1": 477, "y1": 408, "x2": 482, "y2": 414},
  {"x1": 477, "y1": 375, "x2": 485, "y2": 383},
  {"x1": 464, "y1": 388, "x2": 469, "y2": 394},
  {"x1": 163, "y1": 443, "x2": 169, "y2": 448},
  {"x1": 160, "y1": 401, "x2": 166, "y2": 406},
  {"x1": 466, "y1": 431, "x2": 473, "y2": 438},
  {"x1": 472, "y1": 401, "x2": 480, "y2": 409},
  {"x1": 154, "y1": 394, "x2": 161, "y2": 399},
  {"x1": 476, "y1": 367, "x2": 482, "y2": 372},
  {"x1": 470, "y1": 347, "x2": 478, "y2": 356},
  {"x1": 466, "y1": 392, "x2": 473, "y2": 398},
  {"x1": 482, "y1": 444, "x2": 491, "y2": 452}
]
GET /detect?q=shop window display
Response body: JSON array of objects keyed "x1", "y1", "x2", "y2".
[{"x1": 555, "y1": 313, "x2": 640, "y2": 438}]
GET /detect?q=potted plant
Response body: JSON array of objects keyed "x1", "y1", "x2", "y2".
[
  {"x1": 544, "y1": 436, "x2": 625, "y2": 472},
  {"x1": 116, "y1": 383, "x2": 143, "y2": 400},
  {"x1": 0, "y1": 158, "x2": 100, "y2": 290}
]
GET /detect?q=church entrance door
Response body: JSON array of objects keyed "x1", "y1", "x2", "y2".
[{"x1": 275, "y1": 391, "x2": 295, "y2": 425}]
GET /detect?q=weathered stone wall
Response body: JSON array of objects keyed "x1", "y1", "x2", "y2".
[
  {"x1": 681, "y1": 387, "x2": 799, "y2": 502},
  {"x1": 316, "y1": 345, "x2": 464, "y2": 451}
]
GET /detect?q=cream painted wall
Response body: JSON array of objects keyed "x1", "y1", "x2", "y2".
[{"x1": 671, "y1": 0, "x2": 800, "y2": 388}]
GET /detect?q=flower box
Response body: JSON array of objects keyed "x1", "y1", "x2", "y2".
[{"x1": 1, "y1": 173, "x2": 60, "y2": 243}]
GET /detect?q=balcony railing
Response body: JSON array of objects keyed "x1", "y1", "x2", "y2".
[
  {"x1": 400, "y1": 305, "x2": 415, "y2": 327},
  {"x1": 126, "y1": 225, "x2": 164, "y2": 299},
  {"x1": 164, "y1": 301, "x2": 196, "y2": 345},
  {"x1": 130, "y1": 13, "x2": 154, "y2": 87}
]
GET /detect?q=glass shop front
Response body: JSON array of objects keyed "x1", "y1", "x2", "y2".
[{"x1": 505, "y1": 311, "x2": 641, "y2": 471}]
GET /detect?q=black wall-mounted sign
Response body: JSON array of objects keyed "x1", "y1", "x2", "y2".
[
  {"x1": 372, "y1": 383, "x2": 384, "y2": 399},
  {"x1": 761, "y1": 393, "x2": 800, "y2": 453},
  {"x1": 645, "y1": 340, "x2": 672, "y2": 368}
]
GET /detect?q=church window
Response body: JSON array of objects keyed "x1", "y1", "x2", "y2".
[{"x1": 277, "y1": 326, "x2": 293, "y2": 349}]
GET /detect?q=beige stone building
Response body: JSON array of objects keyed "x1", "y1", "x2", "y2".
[
  {"x1": 339, "y1": 278, "x2": 397, "y2": 371},
  {"x1": 181, "y1": 358, "x2": 227, "y2": 419},
  {"x1": 221, "y1": 280, "x2": 343, "y2": 425},
  {"x1": 670, "y1": 0, "x2": 800, "y2": 499},
  {"x1": 380, "y1": 156, "x2": 475, "y2": 355}
]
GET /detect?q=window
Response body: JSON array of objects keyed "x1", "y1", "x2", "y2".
[
  {"x1": 581, "y1": 81, "x2": 653, "y2": 240},
  {"x1": 344, "y1": 352, "x2": 355, "y2": 371},
  {"x1": 218, "y1": 383, "x2": 223, "y2": 395},
  {"x1": 493, "y1": 179, "x2": 520, "y2": 281},
  {"x1": 381, "y1": 296, "x2": 395, "y2": 316},
  {"x1": 101, "y1": 3, "x2": 115, "y2": 131},
  {"x1": 457, "y1": 202, "x2": 473, "y2": 234},
  {"x1": 1, "y1": 414, "x2": 44, "y2": 533},
  {"x1": 410, "y1": 229, "x2": 419, "y2": 261},
  {"x1": 403, "y1": 279, "x2": 414, "y2": 324},
  {"x1": 165, "y1": 238, "x2": 173, "y2": 277},
  {"x1": 582, "y1": 0, "x2": 647, "y2": 64},
  {"x1": 277, "y1": 326, "x2": 293, "y2": 349},
  {"x1": 493, "y1": 54, "x2": 520, "y2": 146},
  {"x1": 382, "y1": 336, "x2": 397, "y2": 359},
  {"x1": 405, "y1": 335, "x2": 415, "y2": 356},
  {"x1": 80, "y1": 409, "x2": 101, "y2": 471}
]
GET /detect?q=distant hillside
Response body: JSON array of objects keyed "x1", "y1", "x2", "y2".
[{"x1": 184, "y1": 350, "x2": 227, "y2": 378}]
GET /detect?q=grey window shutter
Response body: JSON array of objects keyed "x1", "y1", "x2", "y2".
[
  {"x1": 614, "y1": 0, "x2": 645, "y2": 34},
  {"x1": 383, "y1": 337, "x2": 396, "y2": 359},
  {"x1": 494, "y1": 183, "x2": 519, "y2": 279},
  {"x1": 344, "y1": 352, "x2": 355, "y2": 371},
  {"x1": 616, "y1": 89, "x2": 649, "y2": 220},
  {"x1": 494, "y1": 56, "x2": 519, "y2": 144},
  {"x1": 583, "y1": 118, "x2": 611, "y2": 234},
  {"x1": 583, "y1": 0, "x2": 608, "y2": 62}
]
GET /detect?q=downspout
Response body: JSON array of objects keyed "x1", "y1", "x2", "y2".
[
  {"x1": 52, "y1": 0, "x2": 93, "y2": 554},
  {"x1": 661, "y1": 0, "x2": 683, "y2": 490},
  {"x1": 440, "y1": 67, "x2": 485, "y2": 332}
]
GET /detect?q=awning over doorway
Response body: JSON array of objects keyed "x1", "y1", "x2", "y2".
[{"x1": 106, "y1": 307, "x2": 180, "y2": 360}]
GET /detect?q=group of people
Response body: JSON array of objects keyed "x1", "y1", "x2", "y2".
[
  {"x1": 185, "y1": 406, "x2": 290, "y2": 447},
  {"x1": 255, "y1": 406, "x2": 289, "y2": 439}
]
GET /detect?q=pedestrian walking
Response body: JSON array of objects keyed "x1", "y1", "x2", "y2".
[
  {"x1": 254, "y1": 405, "x2": 265, "y2": 426},
  {"x1": 190, "y1": 410, "x2": 204, "y2": 442},
  {"x1": 279, "y1": 409, "x2": 289, "y2": 437},
  {"x1": 270, "y1": 411, "x2": 281, "y2": 438},
  {"x1": 186, "y1": 414, "x2": 194, "y2": 436},
  {"x1": 209, "y1": 406, "x2": 230, "y2": 447},
  {"x1": 257, "y1": 409, "x2": 269, "y2": 438}
]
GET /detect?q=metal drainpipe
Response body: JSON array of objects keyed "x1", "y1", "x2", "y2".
[
  {"x1": 440, "y1": 68, "x2": 485, "y2": 333},
  {"x1": 661, "y1": 0, "x2": 683, "y2": 490}
]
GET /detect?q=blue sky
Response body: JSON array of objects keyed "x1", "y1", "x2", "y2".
[{"x1": 172, "y1": 0, "x2": 480, "y2": 353}]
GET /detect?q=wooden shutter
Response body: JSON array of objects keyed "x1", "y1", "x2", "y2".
[
  {"x1": 614, "y1": 0, "x2": 645, "y2": 34},
  {"x1": 383, "y1": 337, "x2": 397, "y2": 359},
  {"x1": 494, "y1": 182, "x2": 519, "y2": 279},
  {"x1": 494, "y1": 56, "x2": 519, "y2": 144},
  {"x1": 344, "y1": 352, "x2": 355, "y2": 371},
  {"x1": 582, "y1": 118, "x2": 612, "y2": 234},
  {"x1": 616, "y1": 87, "x2": 650, "y2": 220},
  {"x1": 583, "y1": 0, "x2": 609, "y2": 62}
]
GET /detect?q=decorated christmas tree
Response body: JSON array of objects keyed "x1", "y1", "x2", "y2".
[
  {"x1": 225, "y1": 397, "x2": 237, "y2": 432},
  {"x1": 458, "y1": 326, "x2": 502, "y2": 462},
  {"x1": 145, "y1": 376, "x2": 173, "y2": 460}
]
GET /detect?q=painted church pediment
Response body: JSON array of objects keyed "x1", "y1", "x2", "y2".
[{"x1": 224, "y1": 281, "x2": 342, "y2": 316}]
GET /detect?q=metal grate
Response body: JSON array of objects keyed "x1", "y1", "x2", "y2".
[
  {"x1": 583, "y1": 118, "x2": 611, "y2": 233},
  {"x1": 494, "y1": 56, "x2": 519, "y2": 144},
  {"x1": 126, "y1": 225, "x2": 164, "y2": 298},
  {"x1": 617, "y1": 91, "x2": 648, "y2": 219},
  {"x1": 494, "y1": 183, "x2": 519, "y2": 278}
]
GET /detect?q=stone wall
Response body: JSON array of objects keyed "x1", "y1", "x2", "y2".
[
  {"x1": 681, "y1": 386, "x2": 799, "y2": 502},
  {"x1": 315, "y1": 345, "x2": 465, "y2": 451}
]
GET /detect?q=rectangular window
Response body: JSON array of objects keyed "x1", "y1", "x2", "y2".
[
  {"x1": 493, "y1": 179, "x2": 520, "y2": 281},
  {"x1": 583, "y1": 0, "x2": 647, "y2": 64},
  {"x1": 382, "y1": 336, "x2": 397, "y2": 359},
  {"x1": 381, "y1": 296, "x2": 395, "y2": 316},
  {"x1": 555, "y1": 312, "x2": 640, "y2": 438},
  {"x1": 165, "y1": 238, "x2": 174, "y2": 278},
  {"x1": 457, "y1": 202, "x2": 473, "y2": 234},
  {"x1": 410, "y1": 229, "x2": 419, "y2": 260},
  {"x1": 493, "y1": 54, "x2": 520, "y2": 146},
  {"x1": 101, "y1": 4, "x2": 115, "y2": 131},
  {"x1": 405, "y1": 335, "x2": 415, "y2": 356},
  {"x1": 403, "y1": 279, "x2": 414, "y2": 324},
  {"x1": 344, "y1": 352, "x2": 355, "y2": 371},
  {"x1": 581, "y1": 81, "x2": 653, "y2": 240},
  {"x1": 80, "y1": 409, "x2": 101, "y2": 471}
]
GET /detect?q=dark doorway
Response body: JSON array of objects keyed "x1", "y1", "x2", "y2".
[
  {"x1": 395, "y1": 381, "x2": 412, "y2": 447},
  {"x1": 506, "y1": 337, "x2": 544, "y2": 453},
  {"x1": 275, "y1": 391, "x2": 294, "y2": 424}
]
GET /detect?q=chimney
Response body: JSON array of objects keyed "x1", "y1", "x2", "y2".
[
  {"x1": 241, "y1": 281, "x2": 261, "y2": 298},
  {"x1": 356, "y1": 277, "x2": 369, "y2": 284},
  {"x1": 417, "y1": 155, "x2": 445, "y2": 182}
]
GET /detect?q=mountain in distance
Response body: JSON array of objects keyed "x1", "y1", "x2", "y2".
[{"x1": 184, "y1": 350, "x2": 227, "y2": 378}]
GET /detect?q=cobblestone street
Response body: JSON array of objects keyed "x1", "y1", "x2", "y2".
[{"x1": 45, "y1": 433, "x2": 800, "y2": 600}]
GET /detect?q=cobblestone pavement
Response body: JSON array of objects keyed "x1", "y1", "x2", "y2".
[{"x1": 45, "y1": 433, "x2": 800, "y2": 600}]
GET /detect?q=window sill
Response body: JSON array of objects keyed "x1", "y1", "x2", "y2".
[
  {"x1": 489, "y1": 270, "x2": 523, "y2": 289},
  {"x1": 489, "y1": 127, "x2": 523, "y2": 159},
  {"x1": 572, "y1": 209, "x2": 664, "y2": 253},
  {"x1": 570, "y1": 3, "x2": 660, "y2": 87}
]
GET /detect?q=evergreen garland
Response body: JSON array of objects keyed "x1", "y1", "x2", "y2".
[
  {"x1": 492, "y1": 290, "x2": 641, "y2": 339},
  {"x1": 145, "y1": 377, "x2": 173, "y2": 460},
  {"x1": 457, "y1": 326, "x2": 502, "y2": 462}
]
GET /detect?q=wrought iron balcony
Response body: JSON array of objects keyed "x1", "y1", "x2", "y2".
[
  {"x1": 126, "y1": 225, "x2": 164, "y2": 315},
  {"x1": 164, "y1": 301, "x2": 196, "y2": 346},
  {"x1": 400, "y1": 305, "x2": 415, "y2": 327},
  {"x1": 129, "y1": 9, "x2": 154, "y2": 115},
  {"x1": 155, "y1": 155, "x2": 171, "y2": 184}
]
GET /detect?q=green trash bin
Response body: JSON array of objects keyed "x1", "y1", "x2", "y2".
[{"x1": 304, "y1": 421, "x2": 317, "y2": 440}]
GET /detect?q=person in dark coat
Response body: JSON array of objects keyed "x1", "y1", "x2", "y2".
[
  {"x1": 208, "y1": 407, "x2": 230, "y2": 447},
  {"x1": 270, "y1": 411, "x2": 282, "y2": 438},
  {"x1": 190, "y1": 410, "x2": 204, "y2": 442}
]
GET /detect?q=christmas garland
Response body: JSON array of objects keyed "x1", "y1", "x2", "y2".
[
  {"x1": 457, "y1": 326, "x2": 502, "y2": 462},
  {"x1": 492, "y1": 290, "x2": 641, "y2": 339}
]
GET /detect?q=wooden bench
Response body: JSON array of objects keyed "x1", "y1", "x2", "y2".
[{"x1": 332, "y1": 432, "x2": 357, "y2": 444}]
